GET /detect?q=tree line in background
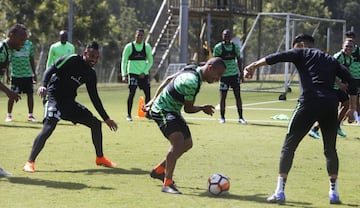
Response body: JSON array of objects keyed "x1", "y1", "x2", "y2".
[
  {"x1": 0, "y1": 0, "x2": 359, "y2": 82},
  {"x1": 0, "y1": 0, "x2": 162, "y2": 82}
]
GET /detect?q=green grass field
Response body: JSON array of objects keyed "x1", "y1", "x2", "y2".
[{"x1": 0, "y1": 82, "x2": 359, "y2": 208}]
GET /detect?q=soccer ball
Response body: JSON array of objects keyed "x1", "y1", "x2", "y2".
[{"x1": 207, "y1": 173, "x2": 230, "y2": 196}]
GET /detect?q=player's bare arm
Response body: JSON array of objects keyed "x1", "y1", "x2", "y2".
[
  {"x1": 346, "y1": 95, "x2": 357, "y2": 123},
  {"x1": 183, "y1": 100, "x2": 214, "y2": 116},
  {"x1": 0, "y1": 82, "x2": 21, "y2": 102}
]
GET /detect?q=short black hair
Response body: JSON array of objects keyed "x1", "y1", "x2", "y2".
[
  {"x1": 8, "y1": 23, "x2": 27, "y2": 35},
  {"x1": 136, "y1": 28, "x2": 145, "y2": 33},
  {"x1": 292, "y1": 34, "x2": 315, "y2": 46},
  {"x1": 345, "y1": 31, "x2": 356, "y2": 39},
  {"x1": 223, "y1": 29, "x2": 231, "y2": 35},
  {"x1": 86, "y1": 41, "x2": 99, "y2": 50},
  {"x1": 207, "y1": 57, "x2": 226, "y2": 69}
]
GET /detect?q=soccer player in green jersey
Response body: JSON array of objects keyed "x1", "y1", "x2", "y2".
[
  {"x1": 144, "y1": 57, "x2": 226, "y2": 194},
  {"x1": 5, "y1": 39, "x2": 37, "y2": 122},
  {"x1": 121, "y1": 28, "x2": 153, "y2": 121},
  {"x1": 46, "y1": 30, "x2": 75, "y2": 69},
  {"x1": 0, "y1": 23, "x2": 26, "y2": 177},
  {"x1": 345, "y1": 31, "x2": 360, "y2": 123},
  {"x1": 213, "y1": 29, "x2": 246, "y2": 124}
]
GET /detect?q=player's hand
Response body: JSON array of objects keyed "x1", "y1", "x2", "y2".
[
  {"x1": 201, "y1": 105, "x2": 215, "y2": 116},
  {"x1": 33, "y1": 74, "x2": 37, "y2": 84},
  {"x1": 244, "y1": 63, "x2": 257, "y2": 79},
  {"x1": 37, "y1": 86, "x2": 47, "y2": 99},
  {"x1": 138, "y1": 73, "x2": 145, "y2": 79},
  {"x1": 346, "y1": 109, "x2": 356, "y2": 123},
  {"x1": 122, "y1": 76, "x2": 128, "y2": 83},
  {"x1": 239, "y1": 72, "x2": 245, "y2": 83},
  {"x1": 7, "y1": 91, "x2": 21, "y2": 103},
  {"x1": 105, "y1": 119, "x2": 118, "y2": 131},
  {"x1": 142, "y1": 100, "x2": 154, "y2": 112}
]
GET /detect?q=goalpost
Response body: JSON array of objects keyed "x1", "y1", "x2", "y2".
[
  {"x1": 163, "y1": 63, "x2": 187, "y2": 78},
  {"x1": 241, "y1": 12, "x2": 346, "y2": 100}
]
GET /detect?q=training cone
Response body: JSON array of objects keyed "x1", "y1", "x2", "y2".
[{"x1": 137, "y1": 96, "x2": 146, "y2": 118}]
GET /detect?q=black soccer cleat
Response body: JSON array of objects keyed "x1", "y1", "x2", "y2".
[
  {"x1": 150, "y1": 169, "x2": 175, "y2": 184},
  {"x1": 150, "y1": 169, "x2": 165, "y2": 182}
]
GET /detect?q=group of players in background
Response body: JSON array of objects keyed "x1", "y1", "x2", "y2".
[{"x1": 1, "y1": 23, "x2": 359, "y2": 204}]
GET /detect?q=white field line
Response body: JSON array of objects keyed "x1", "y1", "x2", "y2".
[
  {"x1": 184, "y1": 98, "x2": 297, "y2": 124},
  {"x1": 243, "y1": 98, "x2": 298, "y2": 107},
  {"x1": 184, "y1": 116, "x2": 289, "y2": 124},
  {"x1": 184, "y1": 98, "x2": 360, "y2": 126}
]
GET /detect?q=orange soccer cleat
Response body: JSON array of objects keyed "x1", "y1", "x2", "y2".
[{"x1": 96, "y1": 156, "x2": 116, "y2": 168}]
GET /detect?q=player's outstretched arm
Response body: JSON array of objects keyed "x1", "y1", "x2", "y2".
[{"x1": 244, "y1": 57, "x2": 267, "y2": 79}]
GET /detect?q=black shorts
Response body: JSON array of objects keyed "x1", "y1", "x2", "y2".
[
  {"x1": 219, "y1": 74, "x2": 240, "y2": 91},
  {"x1": 336, "y1": 89, "x2": 349, "y2": 103},
  {"x1": 11, "y1": 77, "x2": 34, "y2": 94},
  {"x1": 128, "y1": 73, "x2": 150, "y2": 90},
  {"x1": 151, "y1": 110, "x2": 191, "y2": 139},
  {"x1": 44, "y1": 99, "x2": 95, "y2": 124},
  {"x1": 355, "y1": 79, "x2": 360, "y2": 95}
]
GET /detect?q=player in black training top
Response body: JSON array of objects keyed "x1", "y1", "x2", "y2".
[
  {"x1": 244, "y1": 34, "x2": 357, "y2": 205},
  {"x1": 23, "y1": 41, "x2": 118, "y2": 173}
]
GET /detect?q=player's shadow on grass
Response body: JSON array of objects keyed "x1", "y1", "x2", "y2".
[
  {"x1": 39, "y1": 167, "x2": 149, "y2": 176},
  {"x1": 182, "y1": 187, "x2": 312, "y2": 207},
  {"x1": 248, "y1": 122, "x2": 288, "y2": 129},
  {"x1": 353, "y1": 137, "x2": 360, "y2": 141},
  {"x1": 5, "y1": 176, "x2": 113, "y2": 190},
  {"x1": 186, "y1": 121, "x2": 200, "y2": 125},
  {"x1": 0, "y1": 121, "x2": 75, "y2": 129},
  {"x1": 0, "y1": 123, "x2": 42, "y2": 129}
]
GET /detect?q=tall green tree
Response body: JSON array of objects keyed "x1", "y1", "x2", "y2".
[
  {"x1": 263, "y1": 0, "x2": 331, "y2": 18},
  {"x1": 325, "y1": 0, "x2": 360, "y2": 36},
  {"x1": 261, "y1": 0, "x2": 334, "y2": 51},
  {"x1": 0, "y1": 0, "x2": 146, "y2": 81}
]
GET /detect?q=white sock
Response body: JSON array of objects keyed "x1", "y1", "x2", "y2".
[
  {"x1": 275, "y1": 176, "x2": 286, "y2": 194},
  {"x1": 329, "y1": 178, "x2": 338, "y2": 195},
  {"x1": 7, "y1": 113, "x2": 11, "y2": 117},
  {"x1": 28, "y1": 113, "x2": 33, "y2": 117}
]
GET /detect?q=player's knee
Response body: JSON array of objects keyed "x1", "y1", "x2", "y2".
[
  {"x1": 184, "y1": 139, "x2": 193, "y2": 152},
  {"x1": 324, "y1": 149, "x2": 337, "y2": 159},
  {"x1": 88, "y1": 117, "x2": 102, "y2": 129}
]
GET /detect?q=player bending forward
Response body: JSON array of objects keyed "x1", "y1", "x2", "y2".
[
  {"x1": 23, "y1": 41, "x2": 118, "y2": 173},
  {"x1": 144, "y1": 57, "x2": 226, "y2": 194}
]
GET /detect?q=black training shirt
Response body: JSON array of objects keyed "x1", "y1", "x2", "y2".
[
  {"x1": 265, "y1": 48, "x2": 357, "y2": 102},
  {"x1": 42, "y1": 54, "x2": 109, "y2": 120}
]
